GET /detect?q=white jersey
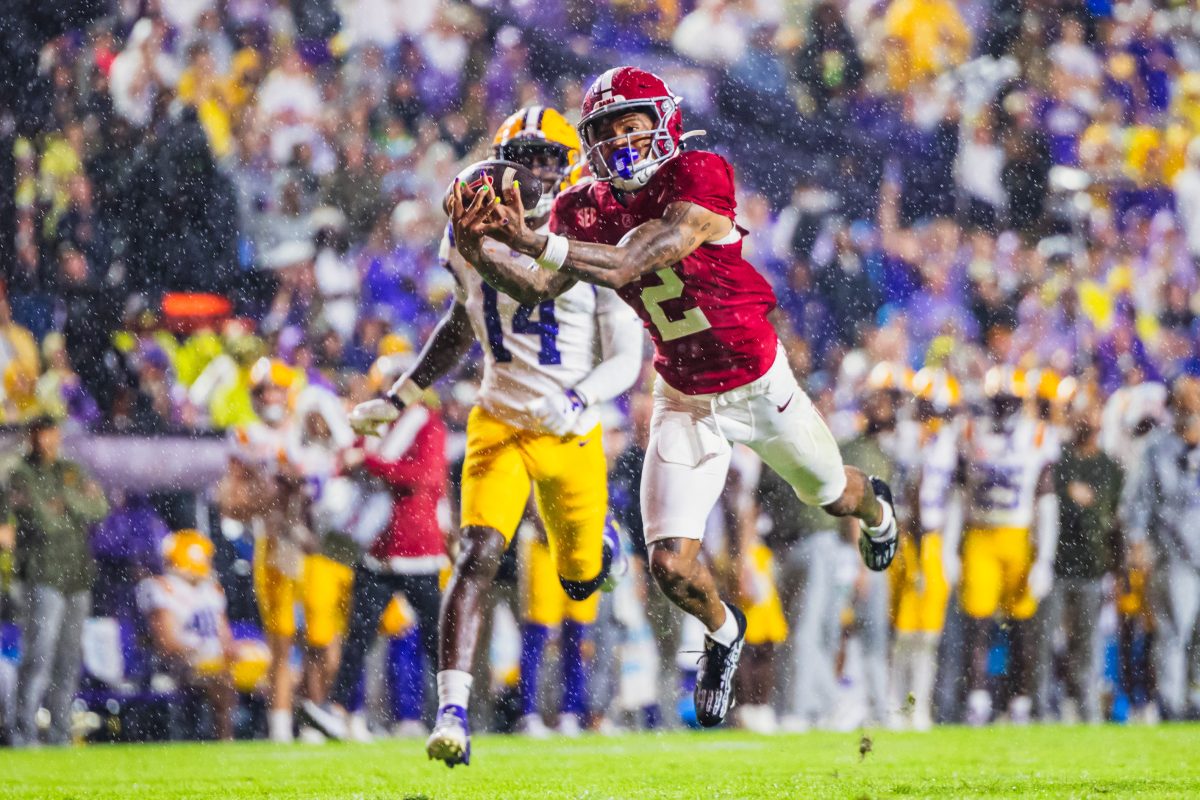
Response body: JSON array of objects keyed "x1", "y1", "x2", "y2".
[
  {"x1": 136, "y1": 574, "x2": 228, "y2": 666},
  {"x1": 916, "y1": 420, "x2": 960, "y2": 534},
  {"x1": 441, "y1": 224, "x2": 638, "y2": 435},
  {"x1": 962, "y1": 416, "x2": 1054, "y2": 529}
]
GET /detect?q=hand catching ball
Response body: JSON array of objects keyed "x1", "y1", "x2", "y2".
[{"x1": 443, "y1": 159, "x2": 543, "y2": 216}]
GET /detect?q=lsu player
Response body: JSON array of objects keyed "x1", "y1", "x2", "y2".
[
  {"x1": 948, "y1": 366, "x2": 1059, "y2": 725},
  {"x1": 137, "y1": 531, "x2": 237, "y2": 740},
  {"x1": 350, "y1": 106, "x2": 643, "y2": 766},
  {"x1": 889, "y1": 368, "x2": 961, "y2": 731},
  {"x1": 450, "y1": 66, "x2": 899, "y2": 730}
]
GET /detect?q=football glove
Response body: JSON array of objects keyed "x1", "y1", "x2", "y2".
[
  {"x1": 349, "y1": 398, "x2": 400, "y2": 436},
  {"x1": 530, "y1": 389, "x2": 586, "y2": 437}
]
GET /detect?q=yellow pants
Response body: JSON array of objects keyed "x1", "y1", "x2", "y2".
[
  {"x1": 891, "y1": 532, "x2": 950, "y2": 634},
  {"x1": 460, "y1": 406, "x2": 607, "y2": 584},
  {"x1": 523, "y1": 536, "x2": 599, "y2": 627},
  {"x1": 254, "y1": 538, "x2": 353, "y2": 647},
  {"x1": 960, "y1": 526, "x2": 1037, "y2": 621},
  {"x1": 740, "y1": 544, "x2": 788, "y2": 646}
]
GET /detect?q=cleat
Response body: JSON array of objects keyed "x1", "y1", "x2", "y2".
[
  {"x1": 299, "y1": 699, "x2": 348, "y2": 741},
  {"x1": 600, "y1": 517, "x2": 628, "y2": 592},
  {"x1": 859, "y1": 476, "x2": 898, "y2": 571},
  {"x1": 426, "y1": 705, "x2": 470, "y2": 767},
  {"x1": 557, "y1": 713, "x2": 582, "y2": 737},
  {"x1": 694, "y1": 605, "x2": 747, "y2": 727}
]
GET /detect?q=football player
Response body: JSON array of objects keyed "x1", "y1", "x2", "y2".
[
  {"x1": 137, "y1": 530, "x2": 237, "y2": 740},
  {"x1": 350, "y1": 106, "x2": 644, "y2": 766},
  {"x1": 449, "y1": 66, "x2": 900, "y2": 729},
  {"x1": 947, "y1": 366, "x2": 1059, "y2": 725},
  {"x1": 889, "y1": 367, "x2": 961, "y2": 731}
]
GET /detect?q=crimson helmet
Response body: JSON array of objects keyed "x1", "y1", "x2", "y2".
[{"x1": 578, "y1": 66, "x2": 693, "y2": 192}]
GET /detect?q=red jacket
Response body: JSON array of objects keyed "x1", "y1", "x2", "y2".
[{"x1": 360, "y1": 405, "x2": 447, "y2": 566}]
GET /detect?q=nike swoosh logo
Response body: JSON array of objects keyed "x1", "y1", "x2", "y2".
[
  {"x1": 578, "y1": 439, "x2": 591, "y2": 447},
  {"x1": 776, "y1": 394, "x2": 794, "y2": 414}
]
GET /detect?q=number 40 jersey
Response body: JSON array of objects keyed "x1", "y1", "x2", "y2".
[
  {"x1": 552, "y1": 150, "x2": 779, "y2": 396},
  {"x1": 441, "y1": 224, "x2": 638, "y2": 436},
  {"x1": 962, "y1": 417, "x2": 1057, "y2": 530}
]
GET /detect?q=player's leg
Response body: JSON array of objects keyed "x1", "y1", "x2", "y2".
[
  {"x1": 559, "y1": 595, "x2": 600, "y2": 734},
  {"x1": 254, "y1": 536, "x2": 298, "y2": 743},
  {"x1": 429, "y1": 408, "x2": 530, "y2": 765},
  {"x1": 302, "y1": 562, "x2": 395, "y2": 740},
  {"x1": 518, "y1": 534, "x2": 562, "y2": 736},
  {"x1": 300, "y1": 555, "x2": 353, "y2": 705},
  {"x1": 912, "y1": 532, "x2": 949, "y2": 730},
  {"x1": 640, "y1": 388, "x2": 744, "y2": 727},
  {"x1": 529, "y1": 425, "x2": 615, "y2": 603},
  {"x1": 735, "y1": 544, "x2": 786, "y2": 733},
  {"x1": 959, "y1": 528, "x2": 1003, "y2": 725},
  {"x1": 734, "y1": 353, "x2": 896, "y2": 570},
  {"x1": 1002, "y1": 527, "x2": 1039, "y2": 723}
]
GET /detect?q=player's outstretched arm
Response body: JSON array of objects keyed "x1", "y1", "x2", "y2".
[
  {"x1": 464, "y1": 183, "x2": 732, "y2": 289},
  {"x1": 449, "y1": 180, "x2": 577, "y2": 304},
  {"x1": 404, "y1": 300, "x2": 474, "y2": 391}
]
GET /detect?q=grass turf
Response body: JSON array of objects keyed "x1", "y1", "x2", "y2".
[{"x1": 3, "y1": 724, "x2": 1199, "y2": 799}]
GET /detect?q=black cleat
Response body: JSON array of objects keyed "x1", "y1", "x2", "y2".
[
  {"x1": 859, "y1": 476, "x2": 898, "y2": 571},
  {"x1": 694, "y1": 605, "x2": 747, "y2": 727}
]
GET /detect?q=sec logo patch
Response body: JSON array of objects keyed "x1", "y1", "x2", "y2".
[{"x1": 576, "y1": 207, "x2": 598, "y2": 229}]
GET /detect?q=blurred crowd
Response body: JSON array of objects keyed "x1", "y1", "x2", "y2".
[{"x1": 2, "y1": 0, "x2": 1200, "y2": 744}]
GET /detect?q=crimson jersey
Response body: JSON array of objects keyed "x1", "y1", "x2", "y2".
[{"x1": 551, "y1": 150, "x2": 778, "y2": 395}]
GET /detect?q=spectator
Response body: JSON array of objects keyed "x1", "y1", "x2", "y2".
[
  {"x1": 9, "y1": 416, "x2": 109, "y2": 746},
  {"x1": 882, "y1": 0, "x2": 972, "y2": 91}
]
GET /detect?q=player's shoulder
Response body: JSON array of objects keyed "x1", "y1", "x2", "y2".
[{"x1": 662, "y1": 149, "x2": 734, "y2": 181}]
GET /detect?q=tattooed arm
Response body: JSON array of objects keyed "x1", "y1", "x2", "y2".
[
  {"x1": 452, "y1": 182, "x2": 733, "y2": 290},
  {"x1": 470, "y1": 244, "x2": 578, "y2": 306},
  {"x1": 501, "y1": 200, "x2": 730, "y2": 290}
]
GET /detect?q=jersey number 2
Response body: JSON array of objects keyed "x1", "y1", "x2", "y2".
[
  {"x1": 482, "y1": 284, "x2": 561, "y2": 365},
  {"x1": 641, "y1": 267, "x2": 711, "y2": 342}
]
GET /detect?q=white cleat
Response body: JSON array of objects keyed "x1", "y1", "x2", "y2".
[{"x1": 426, "y1": 705, "x2": 470, "y2": 768}]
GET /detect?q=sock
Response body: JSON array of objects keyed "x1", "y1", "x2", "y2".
[
  {"x1": 707, "y1": 603, "x2": 740, "y2": 648},
  {"x1": 268, "y1": 709, "x2": 293, "y2": 741},
  {"x1": 437, "y1": 669, "x2": 473, "y2": 711},
  {"x1": 561, "y1": 620, "x2": 588, "y2": 716},
  {"x1": 388, "y1": 630, "x2": 424, "y2": 722},
  {"x1": 865, "y1": 498, "x2": 894, "y2": 540},
  {"x1": 519, "y1": 623, "x2": 550, "y2": 717}
]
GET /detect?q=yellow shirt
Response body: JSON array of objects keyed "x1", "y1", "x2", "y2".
[{"x1": 883, "y1": 0, "x2": 971, "y2": 86}]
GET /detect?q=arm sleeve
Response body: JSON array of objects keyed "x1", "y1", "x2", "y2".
[
  {"x1": 136, "y1": 578, "x2": 166, "y2": 615},
  {"x1": 439, "y1": 225, "x2": 469, "y2": 304},
  {"x1": 572, "y1": 289, "x2": 644, "y2": 406}
]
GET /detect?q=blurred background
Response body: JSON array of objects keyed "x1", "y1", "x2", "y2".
[{"x1": 1, "y1": 0, "x2": 1199, "y2": 745}]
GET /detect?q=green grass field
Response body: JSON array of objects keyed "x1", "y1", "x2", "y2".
[{"x1": 4, "y1": 725, "x2": 1199, "y2": 799}]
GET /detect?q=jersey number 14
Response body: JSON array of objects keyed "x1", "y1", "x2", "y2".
[{"x1": 482, "y1": 284, "x2": 562, "y2": 365}]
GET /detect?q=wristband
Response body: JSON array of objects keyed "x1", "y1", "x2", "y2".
[
  {"x1": 387, "y1": 376, "x2": 424, "y2": 409},
  {"x1": 535, "y1": 232, "x2": 570, "y2": 272},
  {"x1": 564, "y1": 388, "x2": 587, "y2": 411}
]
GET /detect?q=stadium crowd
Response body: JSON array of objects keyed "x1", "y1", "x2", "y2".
[{"x1": 2, "y1": 0, "x2": 1200, "y2": 743}]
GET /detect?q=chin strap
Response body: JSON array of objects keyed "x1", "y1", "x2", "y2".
[{"x1": 679, "y1": 129, "x2": 707, "y2": 143}]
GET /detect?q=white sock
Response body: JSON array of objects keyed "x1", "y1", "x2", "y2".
[
  {"x1": 865, "y1": 498, "x2": 894, "y2": 540},
  {"x1": 707, "y1": 603, "x2": 740, "y2": 648},
  {"x1": 269, "y1": 709, "x2": 293, "y2": 742},
  {"x1": 437, "y1": 670, "x2": 474, "y2": 710}
]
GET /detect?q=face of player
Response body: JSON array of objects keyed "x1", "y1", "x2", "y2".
[
  {"x1": 252, "y1": 385, "x2": 288, "y2": 426},
  {"x1": 596, "y1": 110, "x2": 655, "y2": 171}
]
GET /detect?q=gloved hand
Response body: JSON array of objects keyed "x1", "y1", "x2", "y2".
[
  {"x1": 349, "y1": 398, "x2": 400, "y2": 437},
  {"x1": 1028, "y1": 559, "x2": 1054, "y2": 601},
  {"x1": 529, "y1": 389, "x2": 586, "y2": 437}
]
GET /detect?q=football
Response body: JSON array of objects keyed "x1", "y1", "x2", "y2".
[{"x1": 442, "y1": 158, "x2": 543, "y2": 215}]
